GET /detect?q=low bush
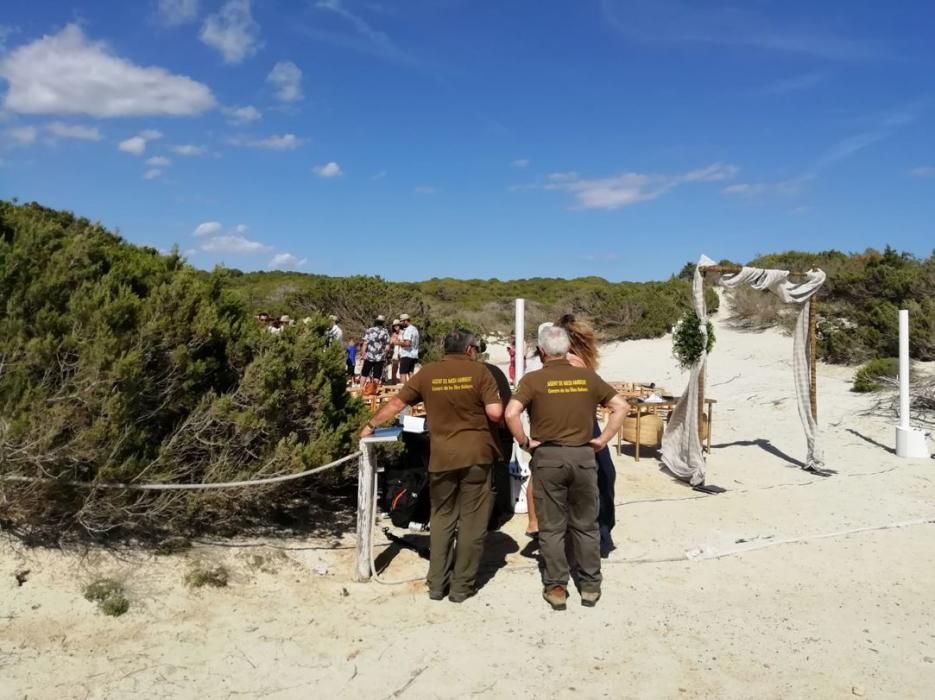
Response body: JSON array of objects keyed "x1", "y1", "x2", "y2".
[
  {"x1": 853, "y1": 358, "x2": 900, "y2": 393},
  {"x1": 83, "y1": 578, "x2": 130, "y2": 616},
  {"x1": 185, "y1": 564, "x2": 229, "y2": 588},
  {"x1": 0, "y1": 201, "x2": 365, "y2": 541}
]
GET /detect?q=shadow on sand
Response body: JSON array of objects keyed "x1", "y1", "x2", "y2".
[
  {"x1": 845, "y1": 428, "x2": 896, "y2": 455},
  {"x1": 374, "y1": 529, "x2": 519, "y2": 593}
]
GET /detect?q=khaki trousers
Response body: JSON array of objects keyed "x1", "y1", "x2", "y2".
[
  {"x1": 532, "y1": 445, "x2": 601, "y2": 593},
  {"x1": 427, "y1": 464, "x2": 493, "y2": 597}
]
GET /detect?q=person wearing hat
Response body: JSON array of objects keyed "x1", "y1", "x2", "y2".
[
  {"x1": 327, "y1": 315, "x2": 344, "y2": 344},
  {"x1": 361, "y1": 328, "x2": 503, "y2": 603},
  {"x1": 361, "y1": 314, "x2": 390, "y2": 388},
  {"x1": 505, "y1": 324, "x2": 627, "y2": 611},
  {"x1": 395, "y1": 313, "x2": 420, "y2": 382},
  {"x1": 388, "y1": 319, "x2": 403, "y2": 384}
]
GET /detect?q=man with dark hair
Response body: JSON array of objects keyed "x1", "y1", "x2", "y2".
[
  {"x1": 505, "y1": 324, "x2": 627, "y2": 611},
  {"x1": 361, "y1": 328, "x2": 503, "y2": 603},
  {"x1": 361, "y1": 315, "x2": 390, "y2": 387}
]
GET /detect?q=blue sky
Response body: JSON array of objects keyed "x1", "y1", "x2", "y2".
[{"x1": 1, "y1": 0, "x2": 933, "y2": 281}]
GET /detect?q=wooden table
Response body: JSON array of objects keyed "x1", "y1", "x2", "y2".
[{"x1": 619, "y1": 397, "x2": 717, "y2": 461}]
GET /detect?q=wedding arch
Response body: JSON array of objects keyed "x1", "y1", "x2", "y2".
[{"x1": 661, "y1": 255, "x2": 828, "y2": 487}]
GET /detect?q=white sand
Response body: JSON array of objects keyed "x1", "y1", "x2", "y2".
[{"x1": 3, "y1": 306, "x2": 935, "y2": 699}]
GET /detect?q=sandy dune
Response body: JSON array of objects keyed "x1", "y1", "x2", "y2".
[{"x1": 3, "y1": 306, "x2": 935, "y2": 699}]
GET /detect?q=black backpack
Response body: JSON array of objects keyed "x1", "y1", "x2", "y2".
[{"x1": 383, "y1": 467, "x2": 430, "y2": 528}]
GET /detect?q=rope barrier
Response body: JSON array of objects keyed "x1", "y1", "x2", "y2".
[{"x1": 0, "y1": 452, "x2": 362, "y2": 491}]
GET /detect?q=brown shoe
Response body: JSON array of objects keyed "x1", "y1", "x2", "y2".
[
  {"x1": 580, "y1": 590, "x2": 602, "y2": 608},
  {"x1": 542, "y1": 585, "x2": 568, "y2": 611}
]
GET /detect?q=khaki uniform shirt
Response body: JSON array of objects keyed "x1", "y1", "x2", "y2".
[
  {"x1": 513, "y1": 359, "x2": 617, "y2": 446},
  {"x1": 397, "y1": 355, "x2": 502, "y2": 472}
]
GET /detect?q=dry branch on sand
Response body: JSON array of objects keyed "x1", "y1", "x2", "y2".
[{"x1": 866, "y1": 378, "x2": 935, "y2": 426}]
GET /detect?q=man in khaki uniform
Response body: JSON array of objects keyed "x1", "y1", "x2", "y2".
[
  {"x1": 506, "y1": 324, "x2": 627, "y2": 610},
  {"x1": 361, "y1": 329, "x2": 503, "y2": 603}
]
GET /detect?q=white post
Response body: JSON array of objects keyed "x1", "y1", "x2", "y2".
[
  {"x1": 899, "y1": 309, "x2": 910, "y2": 430},
  {"x1": 355, "y1": 444, "x2": 373, "y2": 581},
  {"x1": 895, "y1": 309, "x2": 931, "y2": 458},
  {"x1": 515, "y1": 298, "x2": 525, "y2": 383}
]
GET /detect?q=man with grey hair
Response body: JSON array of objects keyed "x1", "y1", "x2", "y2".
[
  {"x1": 506, "y1": 324, "x2": 627, "y2": 610},
  {"x1": 362, "y1": 328, "x2": 503, "y2": 603}
]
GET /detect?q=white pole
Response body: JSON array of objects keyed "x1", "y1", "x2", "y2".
[
  {"x1": 355, "y1": 443, "x2": 373, "y2": 581},
  {"x1": 895, "y1": 308, "x2": 931, "y2": 458},
  {"x1": 515, "y1": 298, "x2": 525, "y2": 384},
  {"x1": 899, "y1": 309, "x2": 910, "y2": 430}
]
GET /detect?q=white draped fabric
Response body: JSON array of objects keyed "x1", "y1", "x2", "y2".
[
  {"x1": 661, "y1": 256, "x2": 827, "y2": 485},
  {"x1": 660, "y1": 255, "x2": 715, "y2": 485}
]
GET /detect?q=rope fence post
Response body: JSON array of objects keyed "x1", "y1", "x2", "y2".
[{"x1": 355, "y1": 443, "x2": 373, "y2": 582}]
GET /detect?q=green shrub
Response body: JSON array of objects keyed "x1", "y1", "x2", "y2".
[
  {"x1": 185, "y1": 564, "x2": 229, "y2": 588},
  {"x1": 852, "y1": 358, "x2": 900, "y2": 393},
  {"x1": 741, "y1": 248, "x2": 935, "y2": 364},
  {"x1": 0, "y1": 201, "x2": 365, "y2": 541},
  {"x1": 231, "y1": 269, "x2": 708, "y2": 346},
  {"x1": 672, "y1": 311, "x2": 715, "y2": 369},
  {"x1": 83, "y1": 578, "x2": 130, "y2": 616}
]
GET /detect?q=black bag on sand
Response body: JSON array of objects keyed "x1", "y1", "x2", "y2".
[{"x1": 383, "y1": 467, "x2": 430, "y2": 528}]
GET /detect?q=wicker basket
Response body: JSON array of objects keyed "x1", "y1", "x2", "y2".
[{"x1": 620, "y1": 412, "x2": 665, "y2": 447}]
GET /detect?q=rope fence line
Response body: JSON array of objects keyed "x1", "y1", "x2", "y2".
[{"x1": 0, "y1": 452, "x2": 362, "y2": 491}]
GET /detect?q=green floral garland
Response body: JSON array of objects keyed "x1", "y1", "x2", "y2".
[{"x1": 672, "y1": 310, "x2": 715, "y2": 369}]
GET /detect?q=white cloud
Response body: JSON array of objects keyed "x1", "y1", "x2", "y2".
[
  {"x1": 759, "y1": 71, "x2": 830, "y2": 95},
  {"x1": 601, "y1": 0, "x2": 890, "y2": 61},
  {"x1": 119, "y1": 136, "x2": 147, "y2": 155},
  {"x1": 223, "y1": 104, "x2": 262, "y2": 124},
  {"x1": 414, "y1": 185, "x2": 436, "y2": 194},
  {"x1": 200, "y1": 0, "x2": 262, "y2": 64},
  {"x1": 269, "y1": 252, "x2": 307, "y2": 270},
  {"x1": 511, "y1": 158, "x2": 529, "y2": 168},
  {"x1": 146, "y1": 156, "x2": 171, "y2": 167},
  {"x1": 118, "y1": 129, "x2": 162, "y2": 156},
  {"x1": 371, "y1": 169, "x2": 387, "y2": 180},
  {"x1": 46, "y1": 122, "x2": 101, "y2": 140},
  {"x1": 158, "y1": 0, "x2": 200, "y2": 26},
  {"x1": 193, "y1": 221, "x2": 223, "y2": 237},
  {"x1": 722, "y1": 174, "x2": 813, "y2": 198},
  {"x1": 313, "y1": 0, "x2": 415, "y2": 67},
  {"x1": 200, "y1": 234, "x2": 270, "y2": 253},
  {"x1": 234, "y1": 224, "x2": 248, "y2": 234},
  {"x1": 911, "y1": 166, "x2": 935, "y2": 178},
  {"x1": 266, "y1": 61, "x2": 303, "y2": 102},
  {"x1": 0, "y1": 24, "x2": 216, "y2": 117},
  {"x1": 6, "y1": 126, "x2": 38, "y2": 144},
  {"x1": 313, "y1": 161, "x2": 343, "y2": 178},
  {"x1": 172, "y1": 144, "x2": 207, "y2": 156},
  {"x1": 229, "y1": 133, "x2": 302, "y2": 150},
  {"x1": 538, "y1": 162, "x2": 737, "y2": 210},
  {"x1": 143, "y1": 168, "x2": 163, "y2": 180}
]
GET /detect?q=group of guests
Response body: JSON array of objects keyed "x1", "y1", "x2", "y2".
[
  {"x1": 332, "y1": 314, "x2": 421, "y2": 387},
  {"x1": 256, "y1": 311, "x2": 298, "y2": 334},
  {"x1": 361, "y1": 314, "x2": 627, "y2": 611}
]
